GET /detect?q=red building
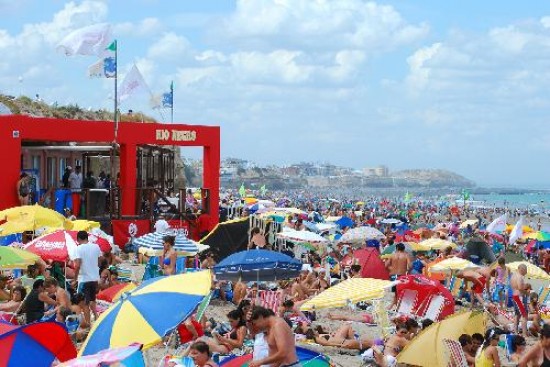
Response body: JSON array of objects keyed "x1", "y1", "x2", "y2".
[{"x1": 0, "y1": 115, "x2": 220, "y2": 232}]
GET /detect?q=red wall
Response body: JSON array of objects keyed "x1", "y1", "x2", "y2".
[{"x1": 0, "y1": 115, "x2": 220, "y2": 227}]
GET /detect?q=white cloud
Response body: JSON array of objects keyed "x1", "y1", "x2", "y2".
[
  {"x1": 114, "y1": 17, "x2": 163, "y2": 37},
  {"x1": 147, "y1": 32, "x2": 192, "y2": 61}
]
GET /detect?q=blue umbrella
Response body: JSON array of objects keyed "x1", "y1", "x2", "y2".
[
  {"x1": 213, "y1": 249, "x2": 302, "y2": 282},
  {"x1": 335, "y1": 216, "x2": 354, "y2": 229},
  {"x1": 134, "y1": 231, "x2": 199, "y2": 255}
]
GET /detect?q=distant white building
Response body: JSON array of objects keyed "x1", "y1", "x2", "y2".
[{"x1": 362, "y1": 165, "x2": 389, "y2": 177}]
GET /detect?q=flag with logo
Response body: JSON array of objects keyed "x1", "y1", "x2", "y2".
[
  {"x1": 118, "y1": 64, "x2": 149, "y2": 103},
  {"x1": 162, "y1": 81, "x2": 174, "y2": 108},
  {"x1": 260, "y1": 185, "x2": 267, "y2": 196},
  {"x1": 239, "y1": 184, "x2": 246, "y2": 198},
  {"x1": 486, "y1": 214, "x2": 507, "y2": 234},
  {"x1": 462, "y1": 189, "x2": 470, "y2": 201},
  {"x1": 56, "y1": 23, "x2": 113, "y2": 56},
  {"x1": 509, "y1": 217, "x2": 525, "y2": 245},
  {"x1": 87, "y1": 41, "x2": 116, "y2": 78},
  {"x1": 404, "y1": 191, "x2": 412, "y2": 202}
]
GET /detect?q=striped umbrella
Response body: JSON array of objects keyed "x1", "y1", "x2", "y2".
[
  {"x1": 135, "y1": 231, "x2": 199, "y2": 256},
  {"x1": 300, "y1": 277, "x2": 392, "y2": 311}
]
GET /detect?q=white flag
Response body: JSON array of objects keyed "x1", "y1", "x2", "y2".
[
  {"x1": 509, "y1": 217, "x2": 525, "y2": 245},
  {"x1": 87, "y1": 58, "x2": 104, "y2": 78},
  {"x1": 118, "y1": 65, "x2": 149, "y2": 103},
  {"x1": 486, "y1": 213, "x2": 507, "y2": 234},
  {"x1": 56, "y1": 23, "x2": 112, "y2": 56},
  {"x1": 87, "y1": 56, "x2": 116, "y2": 78}
]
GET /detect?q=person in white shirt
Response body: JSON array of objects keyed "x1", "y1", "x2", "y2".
[
  {"x1": 72, "y1": 231, "x2": 101, "y2": 328},
  {"x1": 154, "y1": 214, "x2": 170, "y2": 233},
  {"x1": 69, "y1": 166, "x2": 83, "y2": 192}
]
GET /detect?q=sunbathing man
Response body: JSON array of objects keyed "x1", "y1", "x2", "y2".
[{"x1": 313, "y1": 323, "x2": 373, "y2": 351}]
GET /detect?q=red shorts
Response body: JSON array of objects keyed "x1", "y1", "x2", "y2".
[
  {"x1": 471, "y1": 276, "x2": 486, "y2": 294},
  {"x1": 512, "y1": 295, "x2": 528, "y2": 318}
]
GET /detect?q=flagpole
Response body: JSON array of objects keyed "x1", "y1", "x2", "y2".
[
  {"x1": 113, "y1": 39, "x2": 118, "y2": 141},
  {"x1": 170, "y1": 80, "x2": 174, "y2": 124}
]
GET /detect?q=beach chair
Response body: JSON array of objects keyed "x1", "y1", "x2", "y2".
[
  {"x1": 449, "y1": 277, "x2": 465, "y2": 298},
  {"x1": 443, "y1": 338, "x2": 469, "y2": 367},
  {"x1": 142, "y1": 256, "x2": 163, "y2": 281},
  {"x1": 421, "y1": 294, "x2": 446, "y2": 322},
  {"x1": 372, "y1": 299, "x2": 394, "y2": 338},
  {"x1": 395, "y1": 289, "x2": 418, "y2": 317},
  {"x1": 539, "y1": 286, "x2": 550, "y2": 305},
  {"x1": 258, "y1": 290, "x2": 282, "y2": 315}
]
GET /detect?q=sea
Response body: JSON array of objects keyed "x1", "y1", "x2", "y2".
[{"x1": 471, "y1": 193, "x2": 550, "y2": 210}]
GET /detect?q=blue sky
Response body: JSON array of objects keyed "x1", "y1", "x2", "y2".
[{"x1": 1, "y1": 1, "x2": 550, "y2": 188}]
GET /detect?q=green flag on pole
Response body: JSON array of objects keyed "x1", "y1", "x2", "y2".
[
  {"x1": 260, "y1": 184, "x2": 267, "y2": 196},
  {"x1": 239, "y1": 183, "x2": 246, "y2": 197},
  {"x1": 462, "y1": 189, "x2": 470, "y2": 201},
  {"x1": 404, "y1": 191, "x2": 411, "y2": 201}
]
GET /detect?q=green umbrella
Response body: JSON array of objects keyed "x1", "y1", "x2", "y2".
[{"x1": 0, "y1": 246, "x2": 40, "y2": 269}]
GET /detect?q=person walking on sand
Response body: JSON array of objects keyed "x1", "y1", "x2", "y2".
[
  {"x1": 248, "y1": 306, "x2": 300, "y2": 367},
  {"x1": 511, "y1": 263, "x2": 529, "y2": 336}
]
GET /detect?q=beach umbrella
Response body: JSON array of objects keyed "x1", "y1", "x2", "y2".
[
  {"x1": 96, "y1": 282, "x2": 137, "y2": 303},
  {"x1": 79, "y1": 270, "x2": 212, "y2": 356},
  {"x1": 0, "y1": 246, "x2": 40, "y2": 269},
  {"x1": 338, "y1": 226, "x2": 385, "y2": 245},
  {"x1": 523, "y1": 231, "x2": 550, "y2": 242},
  {"x1": 506, "y1": 261, "x2": 550, "y2": 280},
  {"x1": 429, "y1": 257, "x2": 480, "y2": 273},
  {"x1": 380, "y1": 218, "x2": 402, "y2": 225},
  {"x1": 505, "y1": 224, "x2": 534, "y2": 233},
  {"x1": 0, "y1": 205, "x2": 68, "y2": 235},
  {"x1": 213, "y1": 249, "x2": 302, "y2": 282},
  {"x1": 341, "y1": 248, "x2": 390, "y2": 280},
  {"x1": 418, "y1": 238, "x2": 456, "y2": 250},
  {"x1": 66, "y1": 220, "x2": 101, "y2": 232},
  {"x1": 459, "y1": 219, "x2": 478, "y2": 229},
  {"x1": 397, "y1": 311, "x2": 486, "y2": 367},
  {"x1": 200, "y1": 218, "x2": 250, "y2": 261},
  {"x1": 0, "y1": 320, "x2": 77, "y2": 366},
  {"x1": 220, "y1": 346, "x2": 333, "y2": 367},
  {"x1": 335, "y1": 216, "x2": 354, "y2": 229},
  {"x1": 24, "y1": 230, "x2": 111, "y2": 262},
  {"x1": 396, "y1": 275, "x2": 455, "y2": 320},
  {"x1": 300, "y1": 277, "x2": 392, "y2": 311},
  {"x1": 134, "y1": 231, "x2": 199, "y2": 256},
  {"x1": 276, "y1": 229, "x2": 328, "y2": 244},
  {"x1": 59, "y1": 343, "x2": 144, "y2": 367}
]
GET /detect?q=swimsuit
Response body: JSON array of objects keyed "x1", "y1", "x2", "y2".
[
  {"x1": 513, "y1": 294, "x2": 528, "y2": 318},
  {"x1": 472, "y1": 276, "x2": 486, "y2": 294}
]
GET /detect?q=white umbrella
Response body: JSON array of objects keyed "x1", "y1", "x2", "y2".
[
  {"x1": 380, "y1": 218, "x2": 402, "y2": 225},
  {"x1": 277, "y1": 229, "x2": 328, "y2": 244},
  {"x1": 338, "y1": 226, "x2": 385, "y2": 245}
]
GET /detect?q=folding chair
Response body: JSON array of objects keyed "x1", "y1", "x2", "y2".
[
  {"x1": 258, "y1": 290, "x2": 282, "y2": 315},
  {"x1": 448, "y1": 277, "x2": 465, "y2": 299},
  {"x1": 443, "y1": 338, "x2": 469, "y2": 367},
  {"x1": 539, "y1": 286, "x2": 550, "y2": 305}
]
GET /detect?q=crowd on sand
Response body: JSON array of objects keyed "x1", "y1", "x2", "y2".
[{"x1": 2, "y1": 191, "x2": 550, "y2": 366}]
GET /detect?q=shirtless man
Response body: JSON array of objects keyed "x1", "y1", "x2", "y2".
[
  {"x1": 248, "y1": 306, "x2": 300, "y2": 367},
  {"x1": 511, "y1": 264, "x2": 528, "y2": 336},
  {"x1": 386, "y1": 243, "x2": 411, "y2": 280},
  {"x1": 44, "y1": 277, "x2": 70, "y2": 309},
  {"x1": 232, "y1": 280, "x2": 247, "y2": 306},
  {"x1": 457, "y1": 266, "x2": 492, "y2": 309}
]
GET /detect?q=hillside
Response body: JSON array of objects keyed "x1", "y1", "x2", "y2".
[
  {"x1": 0, "y1": 94, "x2": 156, "y2": 122},
  {"x1": 392, "y1": 169, "x2": 475, "y2": 188}
]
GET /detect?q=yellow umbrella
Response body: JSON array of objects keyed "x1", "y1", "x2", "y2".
[
  {"x1": 419, "y1": 238, "x2": 456, "y2": 250},
  {"x1": 407, "y1": 241, "x2": 431, "y2": 252},
  {"x1": 429, "y1": 257, "x2": 479, "y2": 273},
  {"x1": 506, "y1": 261, "x2": 550, "y2": 280},
  {"x1": 244, "y1": 197, "x2": 257, "y2": 205},
  {"x1": 300, "y1": 278, "x2": 392, "y2": 311},
  {"x1": 67, "y1": 220, "x2": 101, "y2": 231},
  {"x1": 459, "y1": 219, "x2": 478, "y2": 229},
  {"x1": 0, "y1": 246, "x2": 40, "y2": 269},
  {"x1": 0, "y1": 205, "x2": 68, "y2": 235},
  {"x1": 505, "y1": 224, "x2": 534, "y2": 233},
  {"x1": 397, "y1": 311, "x2": 486, "y2": 367}
]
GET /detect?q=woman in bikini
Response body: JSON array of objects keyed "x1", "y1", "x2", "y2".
[
  {"x1": 313, "y1": 323, "x2": 373, "y2": 351},
  {"x1": 519, "y1": 323, "x2": 550, "y2": 367},
  {"x1": 200, "y1": 310, "x2": 247, "y2": 354},
  {"x1": 160, "y1": 235, "x2": 177, "y2": 276}
]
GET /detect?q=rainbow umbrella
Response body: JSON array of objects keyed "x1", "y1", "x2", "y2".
[
  {"x1": 220, "y1": 346, "x2": 333, "y2": 366},
  {"x1": 0, "y1": 246, "x2": 40, "y2": 269},
  {"x1": 0, "y1": 321, "x2": 77, "y2": 366},
  {"x1": 79, "y1": 271, "x2": 212, "y2": 356},
  {"x1": 59, "y1": 343, "x2": 144, "y2": 367},
  {"x1": 96, "y1": 282, "x2": 137, "y2": 303},
  {"x1": 523, "y1": 231, "x2": 550, "y2": 242}
]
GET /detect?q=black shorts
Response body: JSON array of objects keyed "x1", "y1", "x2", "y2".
[{"x1": 80, "y1": 281, "x2": 98, "y2": 304}]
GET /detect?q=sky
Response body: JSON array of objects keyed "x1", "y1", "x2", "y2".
[{"x1": 1, "y1": 0, "x2": 550, "y2": 188}]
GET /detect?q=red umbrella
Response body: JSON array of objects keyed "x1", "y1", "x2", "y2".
[
  {"x1": 0, "y1": 320, "x2": 77, "y2": 366},
  {"x1": 97, "y1": 283, "x2": 137, "y2": 303},
  {"x1": 24, "y1": 230, "x2": 111, "y2": 262},
  {"x1": 396, "y1": 274, "x2": 454, "y2": 320},
  {"x1": 395, "y1": 230, "x2": 420, "y2": 243},
  {"x1": 341, "y1": 248, "x2": 390, "y2": 280}
]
